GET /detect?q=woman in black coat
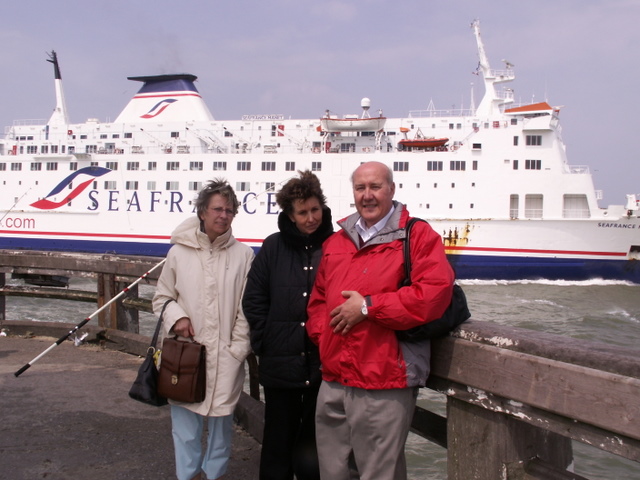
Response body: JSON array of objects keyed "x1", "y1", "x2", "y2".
[{"x1": 242, "y1": 171, "x2": 333, "y2": 480}]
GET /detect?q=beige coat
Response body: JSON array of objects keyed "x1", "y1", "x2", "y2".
[{"x1": 153, "y1": 216, "x2": 254, "y2": 416}]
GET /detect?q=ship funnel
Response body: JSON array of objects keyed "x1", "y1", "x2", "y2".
[{"x1": 114, "y1": 74, "x2": 215, "y2": 123}]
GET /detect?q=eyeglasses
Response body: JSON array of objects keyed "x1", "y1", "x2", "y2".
[{"x1": 208, "y1": 207, "x2": 236, "y2": 217}]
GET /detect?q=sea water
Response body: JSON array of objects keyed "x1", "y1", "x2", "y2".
[{"x1": 3, "y1": 278, "x2": 639, "y2": 479}]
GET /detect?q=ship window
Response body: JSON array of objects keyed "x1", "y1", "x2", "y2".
[
  {"x1": 167, "y1": 161, "x2": 180, "y2": 171},
  {"x1": 285, "y1": 161, "x2": 296, "y2": 171},
  {"x1": 126, "y1": 181, "x2": 138, "y2": 190},
  {"x1": 237, "y1": 161, "x2": 251, "y2": 171},
  {"x1": 511, "y1": 118, "x2": 518, "y2": 125},
  {"x1": 166, "y1": 181, "x2": 179, "y2": 190},
  {"x1": 0, "y1": 163, "x2": 5, "y2": 171},
  {"x1": 148, "y1": 161, "x2": 157, "y2": 171},
  {"x1": 87, "y1": 145, "x2": 98, "y2": 154},
  {"x1": 513, "y1": 160, "x2": 519, "y2": 170},
  {"x1": 171, "y1": 132, "x2": 180, "y2": 138},
  {"x1": 427, "y1": 161, "x2": 443, "y2": 171},
  {"x1": 46, "y1": 162, "x2": 58, "y2": 171},
  {"x1": 451, "y1": 183, "x2": 455, "y2": 188},
  {"x1": 510, "y1": 194, "x2": 519, "y2": 219},
  {"x1": 51, "y1": 145, "x2": 58, "y2": 154},
  {"x1": 213, "y1": 161, "x2": 227, "y2": 171},
  {"x1": 147, "y1": 181, "x2": 156, "y2": 190},
  {"x1": 526, "y1": 135, "x2": 542, "y2": 146},
  {"x1": 433, "y1": 183, "x2": 437, "y2": 188},
  {"x1": 398, "y1": 183, "x2": 403, "y2": 188},
  {"x1": 70, "y1": 162, "x2": 78, "y2": 171},
  {"x1": 450, "y1": 161, "x2": 466, "y2": 171},
  {"x1": 100, "y1": 134, "x2": 107, "y2": 139},
  {"x1": 393, "y1": 162, "x2": 409, "y2": 172},
  {"x1": 224, "y1": 130, "x2": 233, "y2": 137},
  {"x1": 563, "y1": 194, "x2": 590, "y2": 218},
  {"x1": 513, "y1": 136, "x2": 519, "y2": 146},
  {"x1": 41, "y1": 145, "x2": 49, "y2": 154},
  {"x1": 106, "y1": 161, "x2": 118, "y2": 170},
  {"x1": 127, "y1": 162, "x2": 140, "y2": 171},
  {"x1": 11, "y1": 163, "x2": 21, "y2": 171},
  {"x1": 105, "y1": 181, "x2": 117, "y2": 190},
  {"x1": 311, "y1": 161, "x2": 322, "y2": 172},
  {"x1": 90, "y1": 161, "x2": 99, "y2": 167},
  {"x1": 236, "y1": 182, "x2": 250, "y2": 192},
  {"x1": 27, "y1": 146, "x2": 38, "y2": 154},
  {"x1": 470, "y1": 203, "x2": 474, "y2": 208},
  {"x1": 525, "y1": 159, "x2": 541, "y2": 170},
  {"x1": 449, "y1": 204, "x2": 453, "y2": 209},
  {"x1": 112, "y1": 134, "x2": 120, "y2": 139},
  {"x1": 472, "y1": 143, "x2": 482, "y2": 150},
  {"x1": 190, "y1": 161, "x2": 203, "y2": 171},
  {"x1": 340, "y1": 143, "x2": 356, "y2": 153},
  {"x1": 265, "y1": 182, "x2": 275, "y2": 191},
  {"x1": 262, "y1": 162, "x2": 276, "y2": 171},
  {"x1": 124, "y1": 133, "x2": 133, "y2": 139},
  {"x1": 189, "y1": 181, "x2": 202, "y2": 191},
  {"x1": 472, "y1": 161, "x2": 478, "y2": 170},
  {"x1": 80, "y1": 135, "x2": 88, "y2": 140},
  {"x1": 449, "y1": 124, "x2": 454, "y2": 130},
  {"x1": 524, "y1": 194, "x2": 543, "y2": 219},
  {"x1": 31, "y1": 162, "x2": 42, "y2": 171}
]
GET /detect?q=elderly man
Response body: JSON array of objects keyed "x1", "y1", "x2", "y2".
[{"x1": 306, "y1": 161, "x2": 454, "y2": 480}]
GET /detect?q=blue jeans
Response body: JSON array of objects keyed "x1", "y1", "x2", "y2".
[{"x1": 170, "y1": 405, "x2": 233, "y2": 480}]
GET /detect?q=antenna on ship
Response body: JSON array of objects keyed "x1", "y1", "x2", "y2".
[
  {"x1": 46, "y1": 51, "x2": 70, "y2": 127},
  {"x1": 470, "y1": 20, "x2": 515, "y2": 117}
]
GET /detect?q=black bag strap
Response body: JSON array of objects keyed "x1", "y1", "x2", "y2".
[
  {"x1": 149, "y1": 299, "x2": 174, "y2": 352},
  {"x1": 402, "y1": 217, "x2": 426, "y2": 286}
]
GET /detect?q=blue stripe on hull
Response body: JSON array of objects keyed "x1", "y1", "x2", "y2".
[
  {"x1": 449, "y1": 254, "x2": 640, "y2": 283},
  {"x1": 1, "y1": 238, "x2": 638, "y2": 283}
]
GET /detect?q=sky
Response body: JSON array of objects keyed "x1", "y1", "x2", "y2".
[{"x1": 1, "y1": 0, "x2": 638, "y2": 204}]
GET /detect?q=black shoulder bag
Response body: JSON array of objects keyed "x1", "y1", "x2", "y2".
[
  {"x1": 128, "y1": 299, "x2": 172, "y2": 406},
  {"x1": 395, "y1": 218, "x2": 471, "y2": 341}
]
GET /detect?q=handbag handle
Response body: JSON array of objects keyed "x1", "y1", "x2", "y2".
[{"x1": 148, "y1": 299, "x2": 175, "y2": 353}]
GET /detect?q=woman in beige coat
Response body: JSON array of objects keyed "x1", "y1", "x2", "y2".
[{"x1": 153, "y1": 179, "x2": 254, "y2": 480}]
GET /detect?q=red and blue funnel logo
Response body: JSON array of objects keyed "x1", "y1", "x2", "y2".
[
  {"x1": 141, "y1": 99, "x2": 177, "y2": 118},
  {"x1": 31, "y1": 166, "x2": 111, "y2": 210}
]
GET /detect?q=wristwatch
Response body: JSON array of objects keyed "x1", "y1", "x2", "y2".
[{"x1": 361, "y1": 296, "x2": 372, "y2": 316}]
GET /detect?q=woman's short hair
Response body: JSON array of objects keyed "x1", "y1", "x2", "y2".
[
  {"x1": 276, "y1": 170, "x2": 326, "y2": 216},
  {"x1": 195, "y1": 178, "x2": 239, "y2": 220}
]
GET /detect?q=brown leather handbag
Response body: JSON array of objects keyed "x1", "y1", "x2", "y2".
[{"x1": 157, "y1": 337, "x2": 207, "y2": 403}]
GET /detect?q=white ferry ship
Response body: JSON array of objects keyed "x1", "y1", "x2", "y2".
[{"x1": 1, "y1": 21, "x2": 639, "y2": 283}]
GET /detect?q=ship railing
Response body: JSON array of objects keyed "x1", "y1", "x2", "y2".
[
  {"x1": 408, "y1": 107, "x2": 476, "y2": 118},
  {"x1": 11, "y1": 119, "x2": 47, "y2": 127},
  {"x1": 1, "y1": 250, "x2": 638, "y2": 480}
]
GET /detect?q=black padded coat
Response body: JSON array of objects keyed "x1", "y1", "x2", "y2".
[{"x1": 242, "y1": 208, "x2": 333, "y2": 389}]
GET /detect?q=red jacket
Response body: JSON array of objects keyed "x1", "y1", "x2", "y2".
[{"x1": 306, "y1": 203, "x2": 454, "y2": 389}]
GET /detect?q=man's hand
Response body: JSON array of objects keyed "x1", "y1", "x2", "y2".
[
  {"x1": 329, "y1": 290, "x2": 367, "y2": 335},
  {"x1": 172, "y1": 317, "x2": 195, "y2": 338}
]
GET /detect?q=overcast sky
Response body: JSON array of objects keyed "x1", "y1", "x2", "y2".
[{"x1": 1, "y1": 0, "x2": 638, "y2": 204}]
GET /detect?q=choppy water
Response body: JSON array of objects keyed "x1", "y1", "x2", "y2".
[{"x1": 3, "y1": 278, "x2": 639, "y2": 479}]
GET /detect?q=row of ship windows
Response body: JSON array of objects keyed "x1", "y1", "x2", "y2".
[
  {"x1": 0, "y1": 159, "x2": 542, "y2": 172},
  {"x1": 8, "y1": 134, "x2": 542, "y2": 154}
]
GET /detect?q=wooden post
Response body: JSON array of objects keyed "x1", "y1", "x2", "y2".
[
  {"x1": 115, "y1": 280, "x2": 139, "y2": 333},
  {"x1": 0, "y1": 272, "x2": 5, "y2": 322},
  {"x1": 447, "y1": 396, "x2": 573, "y2": 480}
]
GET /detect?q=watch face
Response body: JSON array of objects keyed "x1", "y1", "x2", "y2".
[{"x1": 361, "y1": 302, "x2": 368, "y2": 315}]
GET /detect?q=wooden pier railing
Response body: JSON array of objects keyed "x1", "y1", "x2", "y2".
[{"x1": 1, "y1": 250, "x2": 638, "y2": 479}]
